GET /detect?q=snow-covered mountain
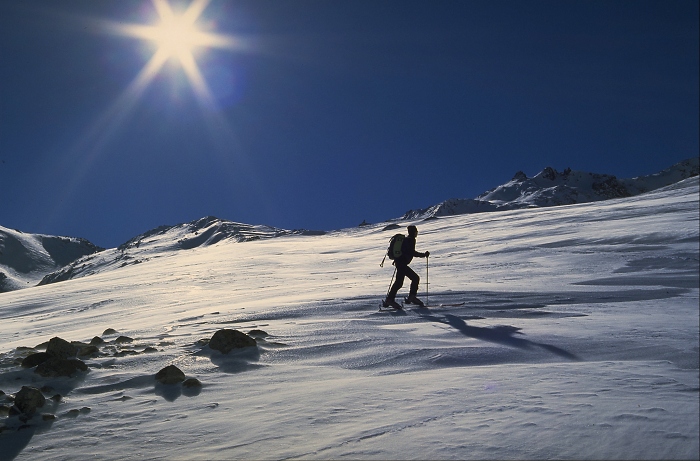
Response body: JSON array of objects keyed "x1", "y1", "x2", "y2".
[
  {"x1": 0, "y1": 226, "x2": 103, "y2": 293},
  {"x1": 3, "y1": 159, "x2": 697, "y2": 291},
  {"x1": 38, "y1": 216, "x2": 324, "y2": 286},
  {"x1": 401, "y1": 157, "x2": 699, "y2": 220},
  {"x1": 0, "y1": 175, "x2": 697, "y2": 460}
]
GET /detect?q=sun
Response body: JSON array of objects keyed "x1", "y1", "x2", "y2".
[
  {"x1": 105, "y1": 0, "x2": 242, "y2": 104},
  {"x1": 151, "y1": 12, "x2": 202, "y2": 60}
]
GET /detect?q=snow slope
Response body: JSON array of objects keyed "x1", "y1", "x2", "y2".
[
  {"x1": 0, "y1": 227, "x2": 102, "y2": 293},
  {"x1": 0, "y1": 177, "x2": 698, "y2": 460},
  {"x1": 401, "y1": 157, "x2": 699, "y2": 220},
  {"x1": 37, "y1": 216, "x2": 324, "y2": 287}
]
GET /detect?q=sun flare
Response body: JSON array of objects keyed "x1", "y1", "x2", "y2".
[{"x1": 106, "y1": 0, "x2": 242, "y2": 104}]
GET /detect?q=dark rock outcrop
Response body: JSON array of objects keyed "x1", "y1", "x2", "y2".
[
  {"x1": 209, "y1": 329, "x2": 256, "y2": 354},
  {"x1": 14, "y1": 386, "x2": 46, "y2": 415},
  {"x1": 155, "y1": 365, "x2": 186, "y2": 385}
]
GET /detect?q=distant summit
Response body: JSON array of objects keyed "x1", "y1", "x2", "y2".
[
  {"x1": 0, "y1": 226, "x2": 103, "y2": 292},
  {"x1": 400, "y1": 158, "x2": 698, "y2": 220}
]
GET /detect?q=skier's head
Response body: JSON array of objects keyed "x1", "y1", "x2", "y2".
[{"x1": 407, "y1": 225, "x2": 418, "y2": 238}]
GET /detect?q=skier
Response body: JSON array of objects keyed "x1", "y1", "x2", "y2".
[{"x1": 383, "y1": 225, "x2": 430, "y2": 309}]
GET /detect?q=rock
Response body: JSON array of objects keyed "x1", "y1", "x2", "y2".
[
  {"x1": 115, "y1": 336, "x2": 133, "y2": 344},
  {"x1": 39, "y1": 386, "x2": 53, "y2": 394},
  {"x1": 248, "y1": 329, "x2": 269, "y2": 337},
  {"x1": 78, "y1": 345, "x2": 100, "y2": 357},
  {"x1": 103, "y1": 328, "x2": 118, "y2": 335},
  {"x1": 209, "y1": 329, "x2": 256, "y2": 354},
  {"x1": 14, "y1": 386, "x2": 46, "y2": 415},
  {"x1": 34, "y1": 358, "x2": 88, "y2": 378},
  {"x1": 89, "y1": 336, "x2": 105, "y2": 345},
  {"x1": 42, "y1": 414, "x2": 56, "y2": 421},
  {"x1": 155, "y1": 365, "x2": 186, "y2": 385},
  {"x1": 142, "y1": 347, "x2": 158, "y2": 353},
  {"x1": 50, "y1": 394, "x2": 62, "y2": 402},
  {"x1": 21, "y1": 352, "x2": 49, "y2": 368},
  {"x1": 46, "y1": 337, "x2": 78, "y2": 359},
  {"x1": 0, "y1": 405, "x2": 10, "y2": 417},
  {"x1": 182, "y1": 378, "x2": 202, "y2": 388}
]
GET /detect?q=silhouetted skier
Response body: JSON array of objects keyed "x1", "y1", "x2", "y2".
[{"x1": 383, "y1": 225, "x2": 430, "y2": 309}]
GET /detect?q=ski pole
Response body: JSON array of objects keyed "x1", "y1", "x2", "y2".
[
  {"x1": 386, "y1": 266, "x2": 397, "y2": 298},
  {"x1": 426, "y1": 255, "x2": 429, "y2": 307}
]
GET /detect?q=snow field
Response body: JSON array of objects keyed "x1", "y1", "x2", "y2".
[{"x1": 0, "y1": 177, "x2": 697, "y2": 459}]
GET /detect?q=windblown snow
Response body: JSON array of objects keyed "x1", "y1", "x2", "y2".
[{"x1": 0, "y1": 176, "x2": 698, "y2": 460}]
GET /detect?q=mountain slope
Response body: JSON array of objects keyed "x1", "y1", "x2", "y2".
[
  {"x1": 0, "y1": 176, "x2": 697, "y2": 460},
  {"x1": 401, "y1": 157, "x2": 699, "y2": 220},
  {"x1": 38, "y1": 216, "x2": 324, "y2": 286},
  {"x1": 0, "y1": 226, "x2": 103, "y2": 293}
]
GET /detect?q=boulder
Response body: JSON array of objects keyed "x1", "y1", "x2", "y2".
[
  {"x1": 21, "y1": 352, "x2": 50, "y2": 368},
  {"x1": 209, "y1": 329, "x2": 256, "y2": 354},
  {"x1": 182, "y1": 378, "x2": 202, "y2": 388},
  {"x1": 89, "y1": 336, "x2": 105, "y2": 345},
  {"x1": 46, "y1": 337, "x2": 78, "y2": 359},
  {"x1": 35, "y1": 358, "x2": 88, "y2": 378},
  {"x1": 155, "y1": 365, "x2": 186, "y2": 385},
  {"x1": 14, "y1": 386, "x2": 46, "y2": 415}
]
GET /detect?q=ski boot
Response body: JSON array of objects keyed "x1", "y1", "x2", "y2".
[
  {"x1": 382, "y1": 298, "x2": 403, "y2": 310},
  {"x1": 404, "y1": 295, "x2": 425, "y2": 307}
]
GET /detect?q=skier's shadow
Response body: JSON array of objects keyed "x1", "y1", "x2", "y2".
[{"x1": 415, "y1": 309, "x2": 580, "y2": 361}]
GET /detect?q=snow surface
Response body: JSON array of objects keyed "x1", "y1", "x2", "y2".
[{"x1": 0, "y1": 177, "x2": 698, "y2": 460}]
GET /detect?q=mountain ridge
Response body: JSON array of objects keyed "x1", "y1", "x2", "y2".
[
  {"x1": 399, "y1": 157, "x2": 698, "y2": 220},
  {"x1": 1, "y1": 158, "x2": 697, "y2": 292}
]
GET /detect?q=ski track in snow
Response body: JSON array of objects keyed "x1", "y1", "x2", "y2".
[{"x1": 0, "y1": 178, "x2": 698, "y2": 460}]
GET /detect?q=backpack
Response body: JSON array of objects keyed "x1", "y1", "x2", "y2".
[{"x1": 380, "y1": 233, "x2": 405, "y2": 267}]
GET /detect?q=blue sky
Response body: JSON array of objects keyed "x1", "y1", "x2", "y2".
[{"x1": 1, "y1": 0, "x2": 698, "y2": 248}]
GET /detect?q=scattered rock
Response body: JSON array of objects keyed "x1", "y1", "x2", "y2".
[
  {"x1": 103, "y1": 328, "x2": 118, "y2": 335},
  {"x1": 182, "y1": 378, "x2": 202, "y2": 388},
  {"x1": 46, "y1": 337, "x2": 78, "y2": 359},
  {"x1": 14, "y1": 386, "x2": 46, "y2": 415},
  {"x1": 21, "y1": 352, "x2": 49, "y2": 368},
  {"x1": 78, "y1": 345, "x2": 100, "y2": 357},
  {"x1": 89, "y1": 336, "x2": 105, "y2": 345},
  {"x1": 142, "y1": 347, "x2": 158, "y2": 353},
  {"x1": 155, "y1": 365, "x2": 186, "y2": 385},
  {"x1": 42, "y1": 414, "x2": 56, "y2": 421},
  {"x1": 51, "y1": 394, "x2": 62, "y2": 402},
  {"x1": 115, "y1": 336, "x2": 133, "y2": 344},
  {"x1": 209, "y1": 329, "x2": 256, "y2": 354},
  {"x1": 248, "y1": 329, "x2": 268, "y2": 337},
  {"x1": 35, "y1": 357, "x2": 87, "y2": 378},
  {"x1": 113, "y1": 350, "x2": 139, "y2": 357}
]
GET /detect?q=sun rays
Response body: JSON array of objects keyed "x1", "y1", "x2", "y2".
[
  {"x1": 110, "y1": 0, "x2": 243, "y2": 106},
  {"x1": 43, "y1": 0, "x2": 250, "y2": 228}
]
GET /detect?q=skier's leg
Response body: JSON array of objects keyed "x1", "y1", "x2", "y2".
[
  {"x1": 406, "y1": 266, "x2": 420, "y2": 297},
  {"x1": 405, "y1": 267, "x2": 424, "y2": 306},
  {"x1": 387, "y1": 265, "x2": 407, "y2": 301}
]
